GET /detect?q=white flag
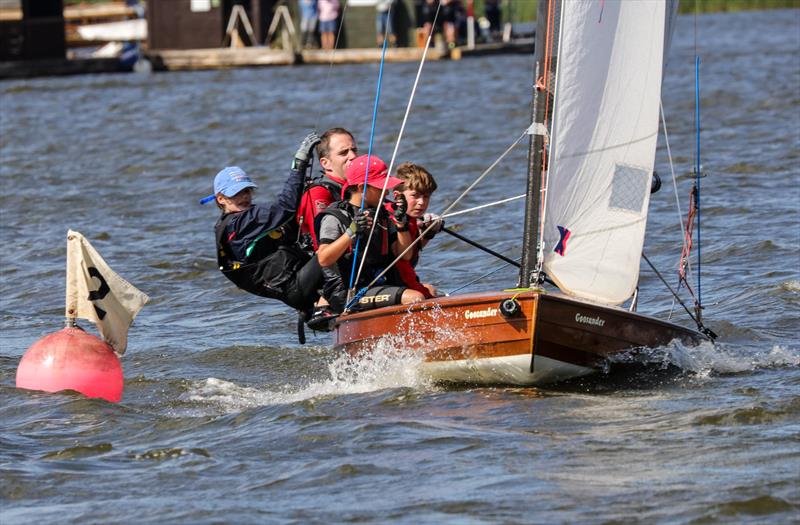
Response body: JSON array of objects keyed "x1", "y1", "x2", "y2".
[{"x1": 65, "y1": 230, "x2": 149, "y2": 356}]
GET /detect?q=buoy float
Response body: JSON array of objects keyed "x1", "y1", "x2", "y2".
[{"x1": 16, "y1": 326, "x2": 124, "y2": 402}]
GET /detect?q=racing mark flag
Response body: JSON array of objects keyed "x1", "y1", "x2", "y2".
[{"x1": 65, "y1": 230, "x2": 149, "y2": 356}]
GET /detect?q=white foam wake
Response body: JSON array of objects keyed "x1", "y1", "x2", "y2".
[
  {"x1": 185, "y1": 344, "x2": 432, "y2": 413},
  {"x1": 612, "y1": 340, "x2": 800, "y2": 377}
]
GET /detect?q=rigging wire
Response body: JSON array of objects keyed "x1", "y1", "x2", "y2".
[
  {"x1": 441, "y1": 194, "x2": 525, "y2": 219},
  {"x1": 347, "y1": 1, "x2": 393, "y2": 294},
  {"x1": 660, "y1": 101, "x2": 695, "y2": 320},
  {"x1": 692, "y1": 0, "x2": 706, "y2": 320},
  {"x1": 659, "y1": 102, "x2": 688, "y2": 264},
  {"x1": 352, "y1": 2, "x2": 442, "y2": 292},
  {"x1": 642, "y1": 253, "x2": 716, "y2": 340},
  {"x1": 446, "y1": 258, "x2": 522, "y2": 296},
  {"x1": 694, "y1": 55, "x2": 703, "y2": 314},
  {"x1": 313, "y1": 0, "x2": 351, "y2": 130},
  {"x1": 343, "y1": 128, "x2": 531, "y2": 311}
]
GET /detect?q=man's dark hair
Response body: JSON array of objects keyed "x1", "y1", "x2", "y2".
[{"x1": 316, "y1": 128, "x2": 354, "y2": 159}]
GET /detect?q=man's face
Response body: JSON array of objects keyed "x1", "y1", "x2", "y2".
[
  {"x1": 396, "y1": 188, "x2": 430, "y2": 219},
  {"x1": 321, "y1": 133, "x2": 357, "y2": 182},
  {"x1": 217, "y1": 188, "x2": 253, "y2": 213}
]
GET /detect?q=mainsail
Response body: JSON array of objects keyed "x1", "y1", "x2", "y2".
[{"x1": 539, "y1": 0, "x2": 668, "y2": 305}]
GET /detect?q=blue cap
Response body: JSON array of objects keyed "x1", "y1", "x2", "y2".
[
  {"x1": 201, "y1": 166, "x2": 258, "y2": 204},
  {"x1": 215, "y1": 166, "x2": 257, "y2": 196}
]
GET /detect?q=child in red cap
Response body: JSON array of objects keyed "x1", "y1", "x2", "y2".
[{"x1": 314, "y1": 154, "x2": 426, "y2": 314}]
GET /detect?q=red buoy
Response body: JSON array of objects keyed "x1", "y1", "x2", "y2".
[{"x1": 16, "y1": 327, "x2": 124, "y2": 402}]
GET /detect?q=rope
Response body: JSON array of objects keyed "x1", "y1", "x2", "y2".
[
  {"x1": 440, "y1": 131, "x2": 529, "y2": 217},
  {"x1": 347, "y1": 3, "x2": 393, "y2": 293},
  {"x1": 660, "y1": 101, "x2": 688, "y2": 268},
  {"x1": 441, "y1": 194, "x2": 525, "y2": 219},
  {"x1": 445, "y1": 258, "x2": 521, "y2": 296},
  {"x1": 642, "y1": 253, "x2": 715, "y2": 340},
  {"x1": 353, "y1": 2, "x2": 442, "y2": 290},
  {"x1": 535, "y1": 0, "x2": 558, "y2": 268},
  {"x1": 694, "y1": 54, "x2": 703, "y2": 311},
  {"x1": 343, "y1": 129, "x2": 531, "y2": 312}
]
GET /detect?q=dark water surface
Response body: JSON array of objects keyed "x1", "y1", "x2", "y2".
[{"x1": 1, "y1": 9, "x2": 799, "y2": 524}]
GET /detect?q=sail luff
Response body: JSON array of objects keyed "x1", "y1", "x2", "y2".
[{"x1": 540, "y1": 0, "x2": 668, "y2": 305}]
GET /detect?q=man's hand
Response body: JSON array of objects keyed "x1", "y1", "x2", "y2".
[
  {"x1": 347, "y1": 210, "x2": 373, "y2": 240},
  {"x1": 420, "y1": 212, "x2": 444, "y2": 239},
  {"x1": 392, "y1": 194, "x2": 408, "y2": 230},
  {"x1": 293, "y1": 131, "x2": 321, "y2": 170}
]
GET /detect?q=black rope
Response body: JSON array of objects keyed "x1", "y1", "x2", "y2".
[
  {"x1": 443, "y1": 227, "x2": 520, "y2": 267},
  {"x1": 642, "y1": 252, "x2": 716, "y2": 340}
]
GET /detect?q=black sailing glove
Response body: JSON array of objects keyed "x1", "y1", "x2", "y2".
[
  {"x1": 292, "y1": 131, "x2": 321, "y2": 171},
  {"x1": 392, "y1": 193, "x2": 408, "y2": 231},
  {"x1": 347, "y1": 210, "x2": 373, "y2": 240}
]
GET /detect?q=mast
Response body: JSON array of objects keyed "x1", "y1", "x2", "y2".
[{"x1": 519, "y1": 0, "x2": 554, "y2": 288}]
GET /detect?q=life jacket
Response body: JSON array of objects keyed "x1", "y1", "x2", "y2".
[
  {"x1": 314, "y1": 200, "x2": 396, "y2": 289},
  {"x1": 297, "y1": 176, "x2": 344, "y2": 252},
  {"x1": 383, "y1": 202, "x2": 433, "y2": 298},
  {"x1": 215, "y1": 212, "x2": 309, "y2": 300}
]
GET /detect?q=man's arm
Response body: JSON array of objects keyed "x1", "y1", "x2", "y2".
[{"x1": 252, "y1": 132, "x2": 322, "y2": 233}]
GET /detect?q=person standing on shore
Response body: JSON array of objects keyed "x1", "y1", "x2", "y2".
[
  {"x1": 299, "y1": 0, "x2": 319, "y2": 49},
  {"x1": 318, "y1": 0, "x2": 340, "y2": 50},
  {"x1": 376, "y1": 0, "x2": 396, "y2": 47}
]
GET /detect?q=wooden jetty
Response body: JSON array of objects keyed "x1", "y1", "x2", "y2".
[
  {"x1": 145, "y1": 40, "x2": 532, "y2": 72},
  {"x1": 147, "y1": 48, "x2": 295, "y2": 71}
]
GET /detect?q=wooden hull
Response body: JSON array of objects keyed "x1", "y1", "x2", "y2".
[{"x1": 333, "y1": 290, "x2": 705, "y2": 386}]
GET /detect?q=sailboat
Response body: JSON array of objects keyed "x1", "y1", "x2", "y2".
[{"x1": 331, "y1": 0, "x2": 711, "y2": 385}]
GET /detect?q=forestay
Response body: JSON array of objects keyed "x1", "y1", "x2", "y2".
[{"x1": 541, "y1": 0, "x2": 667, "y2": 305}]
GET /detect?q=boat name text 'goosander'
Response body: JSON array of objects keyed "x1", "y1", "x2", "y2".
[
  {"x1": 464, "y1": 308, "x2": 499, "y2": 320},
  {"x1": 575, "y1": 313, "x2": 606, "y2": 327}
]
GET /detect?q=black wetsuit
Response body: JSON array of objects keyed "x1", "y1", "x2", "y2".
[{"x1": 215, "y1": 166, "x2": 322, "y2": 311}]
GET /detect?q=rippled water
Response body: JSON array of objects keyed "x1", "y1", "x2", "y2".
[{"x1": 1, "y1": 9, "x2": 799, "y2": 524}]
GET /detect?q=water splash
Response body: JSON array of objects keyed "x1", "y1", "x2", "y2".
[
  {"x1": 780, "y1": 279, "x2": 800, "y2": 293},
  {"x1": 184, "y1": 344, "x2": 431, "y2": 413},
  {"x1": 610, "y1": 340, "x2": 800, "y2": 377}
]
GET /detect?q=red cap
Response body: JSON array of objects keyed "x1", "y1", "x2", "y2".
[{"x1": 343, "y1": 154, "x2": 402, "y2": 198}]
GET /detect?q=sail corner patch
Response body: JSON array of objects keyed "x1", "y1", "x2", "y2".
[{"x1": 609, "y1": 164, "x2": 649, "y2": 214}]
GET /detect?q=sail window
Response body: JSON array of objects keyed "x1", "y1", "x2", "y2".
[{"x1": 609, "y1": 164, "x2": 649, "y2": 214}]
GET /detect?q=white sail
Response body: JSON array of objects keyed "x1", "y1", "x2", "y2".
[{"x1": 541, "y1": 0, "x2": 667, "y2": 305}]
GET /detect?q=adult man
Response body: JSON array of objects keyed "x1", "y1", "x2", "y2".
[
  {"x1": 315, "y1": 154, "x2": 425, "y2": 313},
  {"x1": 297, "y1": 127, "x2": 358, "y2": 251}
]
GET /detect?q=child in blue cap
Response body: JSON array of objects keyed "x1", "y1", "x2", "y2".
[{"x1": 206, "y1": 133, "x2": 324, "y2": 322}]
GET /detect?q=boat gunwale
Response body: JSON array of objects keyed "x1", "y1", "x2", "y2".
[{"x1": 334, "y1": 288, "x2": 707, "y2": 342}]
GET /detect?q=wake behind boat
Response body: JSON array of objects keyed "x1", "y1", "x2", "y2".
[{"x1": 332, "y1": 0, "x2": 714, "y2": 386}]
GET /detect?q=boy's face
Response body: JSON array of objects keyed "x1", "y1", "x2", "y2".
[
  {"x1": 397, "y1": 188, "x2": 431, "y2": 218},
  {"x1": 217, "y1": 188, "x2": 253, "y2": 213},
  {"x1": 363, "y1": 185, "x2": 384, "y2": 208}
]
